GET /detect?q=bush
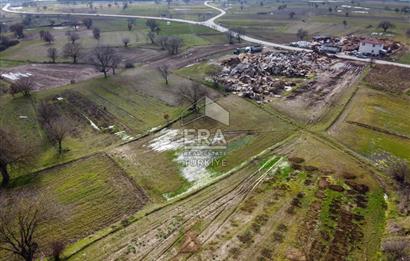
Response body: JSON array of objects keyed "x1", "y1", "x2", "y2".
[
  {"x1": 388, "y1": 160, "x2": 410, "y2": 185},
  {"x1": 125, "y1": 62, "x2": 135, "y2": 68},
  {"x1": 50, "y1": 240, "x2": 65, "y2": 261}
]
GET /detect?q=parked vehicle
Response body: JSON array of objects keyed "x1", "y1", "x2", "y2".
[{"x1": 234, "y1": 45, "x2": 263, "y2": 55}]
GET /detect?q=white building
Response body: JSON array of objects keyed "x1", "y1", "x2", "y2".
[{"x1": 358, "y1": 39, "x2": 385, "y2": 56}]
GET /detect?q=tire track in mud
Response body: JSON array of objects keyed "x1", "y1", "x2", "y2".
[
  {"x1": 152, "y1": 159, "x2": 283, "y2": 260},
  {"x1": 109, "y1": 158, "x2": 281, "y2": 261}
]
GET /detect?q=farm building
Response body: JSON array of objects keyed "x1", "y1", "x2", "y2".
[{"x1": 358, "y1": 39, "x2": 385, "y2": 56}]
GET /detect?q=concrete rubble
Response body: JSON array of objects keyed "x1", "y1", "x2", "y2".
[{"x1": 217, "y1": 51, "x2": 332, "y2": 102}]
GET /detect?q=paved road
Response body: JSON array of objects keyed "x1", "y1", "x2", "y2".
[{"x1": 3, "y1": 2, "x2": 410, "y2": 69}]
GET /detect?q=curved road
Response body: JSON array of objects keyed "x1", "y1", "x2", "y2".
[{"x1": 2, "y1": 2, "x2": 410, "y2": 68}]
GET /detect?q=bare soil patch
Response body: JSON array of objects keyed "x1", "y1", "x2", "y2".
[
  {"x1": 148, "y1": 43, "x2": 242, "y2": 69},
  {"x1": 275, "y1": 61, "x2": 364, "y2": 123},
  {"x1": 364, "y1": 65, "x2": 410, "y2": 94},
  {"x1": 0, "y1": 63, "x2": 101, "y2": 90}
]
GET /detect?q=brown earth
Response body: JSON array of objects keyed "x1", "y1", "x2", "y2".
[
  {"x1": 271, "y1": 61, "x2": 364, "y2": 123},
  {"x1": 0, "y1": 63, "x2": 101, "y2": 90},
  {"x1": 148, "y1": 43, "x2": 243, "y2": 69},
  {"x1": 364, "y1": 65, "x2": 410, "y2": 94}
]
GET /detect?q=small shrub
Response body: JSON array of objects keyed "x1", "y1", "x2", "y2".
[
  {"x1": 291, "y1": 197, "x2": 301, "y2": 207},
  {"x1": 229, "y1": 247, "x2": 241, "y2": 258},
  {"x1": 121, "y1": 219, "x2": 130, "y2": 227},
  {"x1": 237, "y1": 230, "x2": 253, "y2": 245},
  {"x1": 261, "y1": 248, "x2": 273, "y2": 258},
  {"x1": 272, "y1": 232, "x2": 284, "y2": 242},
  {"x1": 50, "y1": 240, "x2": 65, "y2": 261},
  {"x1": 125, "y1": 62, "x2": 135, "y2": 68},
  {"x1": 277, "y1": 224, "x2": 288, "y2": 232}
]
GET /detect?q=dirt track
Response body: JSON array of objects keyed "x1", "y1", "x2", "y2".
[
  {"x1": 0, "y1": 64, "x2": 101, "y2": 90},
  {"x1": 69, "y1": 151, "x2": 279, "y2": 261},
  {"x1": 147, "y1": 44, "x2": 243, "y2": 69}
]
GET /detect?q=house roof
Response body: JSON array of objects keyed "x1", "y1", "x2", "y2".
[{"x1": 361, "y1": 39, "x2": 383, "y2": 45}]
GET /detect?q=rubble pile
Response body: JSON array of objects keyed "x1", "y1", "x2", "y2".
[
  {"x1": 218, "y1": 51, "x2": 332, "y2": 102},
  {"x1": 341, "y1": 36, "x2": 401, "y2": 53}
]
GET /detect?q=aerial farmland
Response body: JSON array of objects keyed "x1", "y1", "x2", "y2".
[{"x1": 0, "y1": 0, "x2": 409, "y2": 260}]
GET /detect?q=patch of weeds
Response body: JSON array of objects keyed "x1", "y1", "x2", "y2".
[
  {"x1": 121, "y1": 219, "x2": 130, "y2": 227},
  {"x1": 126, "y1": 244, "x2": 136, "y2": 255},
  {"x1": 277, "y1": 223, "x2": 288, "y2": 232},
  {"x1": 272, "y1": 232, "x2": 284, "y2": 242},
  {"x1": 240, "y1": 197, "x2": 258, "y2": 213},
  {"x1": 237, "y1": 230, "x2": 254, "y2": 246},
  {"x1": 260, "y1": 248, "x2": 273, "y2": 259},
  {"x1": 229, "y1": 247, "x2": 241, "y2": 259}
]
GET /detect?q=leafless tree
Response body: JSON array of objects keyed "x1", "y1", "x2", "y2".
[
  {"x1": 225, "y1": 30, "x2": 235, "y2": 44},
  {"x1": 9, "y1": 23, "x2": 24, "y2": 38},
  {"x1": 179, "y1": 83, "x2": 208, "y2": 112},
  {"x1": 63, "y1": 42, "x2": 81, "y2": 64},
  {"x1": 232, "y1": 28, "x2": 245, "y2": 43},
  {"x1": 157, "y1": 36, "x2": 168, "y2": 50},
  {"x1": 39, "y1": 30, "x2": 45, "y2": 40},
  {"x1": 296, "y1": 28, "x2": 308, "y2": 40},
  {"x1": 0, "y1": 191, "x2": 60, "y2": 260},
  {"x1": 127, "y1": 18, "x2": 135, "y2": 31},
  {"x1": 43, "y1": 31, "x2": 54, "y2": 44},
  {"x1": 147, "y1": 31, "x2": 156, "y2": 44},
  {"x1": 0, "y1": 129, "x2": 32, "y2": 187},
  {"x1": 90, "y1": 45, "x2": 116, "y2": 78},
  {"x1": 92, "y1": 27, "x2": 101, "y2": 40},
  {"x1": 378, "y1": 21, "x2": 395, "y2": 32},
  {"x1": 0, "y1": 193, "x2": 38, "y2": 260},
  {"x1": 47, "y1": 117, "x2": 71, "y2": 155},
  {"x1": 111, "y1": 54, "x2": 122, "y2": 75},
  {"x1": 158, "y1": 65, "x2": 169, "y2": 85},
  {"x1": 66, "y1": 31, "x2": 80, "y2": 44},
  {"x1": 37, "y1": 101, "x2": 58, "y2": 128},
  {"x1": 47, "y1": 47, "x2": 58, "y2": 63},
  {"x1": 9, "y1": 77, "x2": 34, "y2": 97},
  {"x1": 165, "y1": 36, "x2": 182, "y2": 55},
  {"x1": 82, "y1": 18, "x2": 93, "y2": 29},
  {"x1": 122, "y1": 37, "x2": 130, "y2": 47},
  {"x1": 146, "y1": 19, "x2": 159, "y2": 33},
  {"x1": 0, "y1": 23, "x2": 7, "y2": 36}
]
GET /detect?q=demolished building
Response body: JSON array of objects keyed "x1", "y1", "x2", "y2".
[{"x1": 217, "y1": 51, "x2": 333, "y2": 102}]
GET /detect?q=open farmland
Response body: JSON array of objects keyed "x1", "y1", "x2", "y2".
[
  {"x1": 0, "y1": 153, "x2": 148, "y2": 261},
  {"x1": 64, "y1": 134, "x2": 387, "y2": 261},
  {"x1": 21, "y1": 2, "x2": 218, "y2": 22},
  {"x1": 328, "y1": 84, "x2": 410, "y2": 163},
  {"x1": 1, "y1": 0, "x2": 410, "y2": 260}
]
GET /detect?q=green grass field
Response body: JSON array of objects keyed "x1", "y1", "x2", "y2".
[
  {"x1": 329, "y1": 86, "x2": 410, "y2": 164},
  {"x1": 217, "y1": 0, "x2": 410, "y2": 45},
  {"x1": 0, "y1": 17, "x2": 225, "y2": 62},
  {"x1": 0, "y1": 153, "x2": 147, "y2": 261},
  {"x1": 23, "y1": 2, "x2": 217, "y2": 22},
  {"x1": 0, "y1": 66, "x2": 186, "y2": 178}
]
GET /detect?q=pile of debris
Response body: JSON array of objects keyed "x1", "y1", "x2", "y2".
[
  {"x1": 341, "y1": 35, "x2": 401, "y2": 53},
  {"x1": 218, "y1": 51, "x2": 332, "y2": 102}
]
